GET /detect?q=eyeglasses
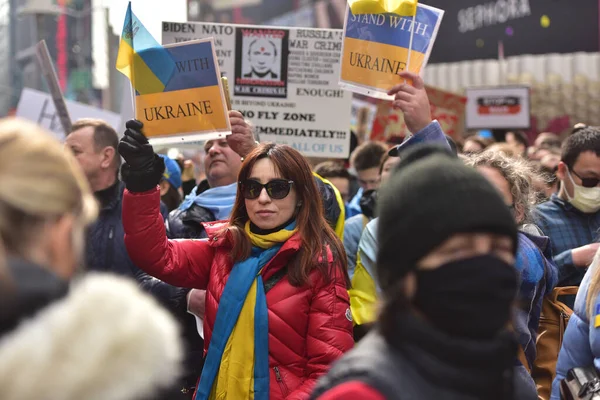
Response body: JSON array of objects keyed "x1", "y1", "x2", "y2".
[
  {"x1": 571, "y1": 170, "x2": 600, "y2": 188},
  {"x1": 239, "y1": 179, "x2": 294, "y2": 200}
]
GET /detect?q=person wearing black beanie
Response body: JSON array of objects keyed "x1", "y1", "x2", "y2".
[
  {"x1": 311, "y1": 145, "x2": 536, "y2": 400},
  {"x1": 377, "y1": 147, "x2": 518, "y2": 290}
]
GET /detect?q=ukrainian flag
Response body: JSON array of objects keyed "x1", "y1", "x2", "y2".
[
  {"x1": 349, "y1": 0, "x2": 417, "y2": 16},
  {"x1": 116, "y1": 2, "x2": 175, "y2": 95}
]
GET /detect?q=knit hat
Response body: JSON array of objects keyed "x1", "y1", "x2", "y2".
[
  {"x1": 376, "y1": 144, "x2": 517, "y2": 292},
  {"x1": 159, "y1": 155, "x2": 182, "y2": 189}
]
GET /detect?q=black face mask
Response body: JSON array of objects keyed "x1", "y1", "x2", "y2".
[{"x1": 413, "y1": 255, "x2": 518, "y2": 340}]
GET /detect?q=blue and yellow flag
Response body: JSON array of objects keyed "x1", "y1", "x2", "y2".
[
  {"x1": 116, "y1": 2, "x2": 175, "y2": 95},
  {"x1": 349, "y1": 0, "x2": 418, "y2": 16},
  {"x1": 594, "y1": 304, "x2": 600, "y2": 328}
]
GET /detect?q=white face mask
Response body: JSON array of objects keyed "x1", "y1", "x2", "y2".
[{"x1": 566, "y1": 170, "x2": 600, "y2": 213}]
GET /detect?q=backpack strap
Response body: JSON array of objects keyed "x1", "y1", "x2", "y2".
[{"x1": 264, "y1": 267, "x2": 288, "y2": 294}]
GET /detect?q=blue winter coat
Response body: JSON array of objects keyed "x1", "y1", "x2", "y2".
[
  {"x1": 551, "y1": 261, "x2": 598, "y2": 399},
  {"x1": 514, "y1": 232, "x2": 558, "y2": 369}
]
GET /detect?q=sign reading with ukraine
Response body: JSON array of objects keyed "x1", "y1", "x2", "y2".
[
  {"x1": 340, "y1": 3, "x2": 444, "y2": 100},
  {"x1": 116, "y1": 2, "x2": 230, "y2": 145}
]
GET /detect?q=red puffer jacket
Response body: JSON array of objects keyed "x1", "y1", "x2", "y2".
[{"x1": 122, "y1": 188, "x2": 354, "y2": 400}]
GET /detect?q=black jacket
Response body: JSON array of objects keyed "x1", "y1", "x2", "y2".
[
  {"x1": 86, "y1": 181, "x2": 189, "y2": 315},
  {"x1": 1, "y1": 258, "x2": 69, "y2": 336},
  {"x1": 166, "y1": 181, "x2": 215, "y2": 240},
  {"x1": 312, "y1": 313, "x2": 536, "y2": 400}
]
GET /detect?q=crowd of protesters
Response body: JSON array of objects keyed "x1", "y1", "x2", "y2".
[{"x1": 1, "y1": 69, "x2": 600, "y2": 400}]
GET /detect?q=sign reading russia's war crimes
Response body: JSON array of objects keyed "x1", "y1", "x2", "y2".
[
  {"x1": 340, "y1": 3, "x2": 444, "y2": 100},
  {"x1": 163, "y1": 21, "x2": 353, "y2": 158},
  {"x1": 134, "y1": 38, "x2": 231, "y2": 145}
]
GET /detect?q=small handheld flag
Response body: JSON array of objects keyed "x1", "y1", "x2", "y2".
[{"x1": 116, "y1": 2, "x2": 175, "y2": 95}]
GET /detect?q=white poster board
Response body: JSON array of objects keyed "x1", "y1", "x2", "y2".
[
  {"x1": 465, "y1": 86, "x2": 531, "y2": 129},
  {"x1": 163, "y1": 21, "x2": 353, "y2": 159},
  {"x1": 16, "y1": 88, "x2": 122, "y2": 141}
]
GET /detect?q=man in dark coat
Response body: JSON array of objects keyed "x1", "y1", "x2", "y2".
[
  {"x1": 65, "y1": 118, "x2": 188, "y2": 312},
  {"x1": 65, "y1": 118, "x2": 193, "y2": 398}
]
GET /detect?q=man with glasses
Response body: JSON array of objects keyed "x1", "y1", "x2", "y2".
[{"x1": 535, "y1": 127, "x2": 600, "y2": 292}]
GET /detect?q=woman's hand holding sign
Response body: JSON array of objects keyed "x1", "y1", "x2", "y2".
[
  {"x1": 119, "y1": 120, "x2": 165, "y2": 193},
  {"x1": 388, "y1": 71, "x2": 432, "y2": 134}
]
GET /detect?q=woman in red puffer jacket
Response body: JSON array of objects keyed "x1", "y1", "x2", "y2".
[{"x1": 118, "y1": 122, "x2": 354, "y2": 400}]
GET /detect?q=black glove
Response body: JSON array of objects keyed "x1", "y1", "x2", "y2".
[{"x1": 118, "y1": 120, "x2": 165, "y2": 193}]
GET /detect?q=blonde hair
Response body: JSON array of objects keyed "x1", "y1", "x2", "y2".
[
  {"x1": 586, "y1": 249, "x2": 600, "y2": 319},
  {"x1": 0, "y1": 118, "x2": 97, "y2": 272},
  {"x1": 465, "y1": 150, "x2": 540, "y2": 225},
  {"x1": 486, "y1": 143, "x2": 521, "y2": 158}
]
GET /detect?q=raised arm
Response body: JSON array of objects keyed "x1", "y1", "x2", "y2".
[{"x1": 119, "y1": 120, "x2": 215, "y2": 289}]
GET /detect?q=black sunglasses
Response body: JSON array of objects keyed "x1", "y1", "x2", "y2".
[
  {"x1": 240, "y1": 179, "x2": 294, "y2": 200},
  {"x1": 571, "y1": 170, "x2": 600, "y2": 188}
]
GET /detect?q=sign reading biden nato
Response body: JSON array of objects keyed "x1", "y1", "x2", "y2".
[
  {"x1": 340, "y1": 4, "x2": 444, "y2": 100},
  {"x1": 135, "y1": 38, "x2": 231, "y2": 146}
]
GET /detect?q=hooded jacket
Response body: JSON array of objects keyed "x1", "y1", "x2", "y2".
[{"x1": 0, "y1": 261, "x2": 183, "y2": 400}]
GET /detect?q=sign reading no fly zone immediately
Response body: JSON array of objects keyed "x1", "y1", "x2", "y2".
[
  {"x1": 163, "y1": 21, "x2": 353, "y2": 159},
  {"x1": 133, "y1": 38, "x2": 231, "y2": 146}
]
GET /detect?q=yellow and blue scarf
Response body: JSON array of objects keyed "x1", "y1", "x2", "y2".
[{"x1": 195, "y1": 221, "x2": 297, "y2": 400}]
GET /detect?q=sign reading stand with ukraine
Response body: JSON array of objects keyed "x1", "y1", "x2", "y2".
[
  {"x1": 340, "y1": 1, "x2": 444, "y2": 100},
  {"x1": 116, "y1": 2, "x2": 230, "y2": 145}
]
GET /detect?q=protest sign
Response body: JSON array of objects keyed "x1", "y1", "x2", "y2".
[
  {"x1": 466, "y1": 86, "x2": 530, "y2": 129},
  {"x1": 163, "y1": 21, "x2": 353, "y2": 159},
  {"x1": 340, "y1": 4, "x2": 444, "y2": 100},
  {"x1": 35, "y1": 40, "x2": 72, "y2": 135},
  {"x1": 350, "y1": 96, "x2": 378, "y2": 143},
  {"x1": 132, "y1": 38, "x2": 231, "y2": 146},
  {"x1": 16, "y1": 88, "x2": 121, "y2": 142},
  {"x1": 370, "y1": 85, "x2": 466, "y2": 142}
]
